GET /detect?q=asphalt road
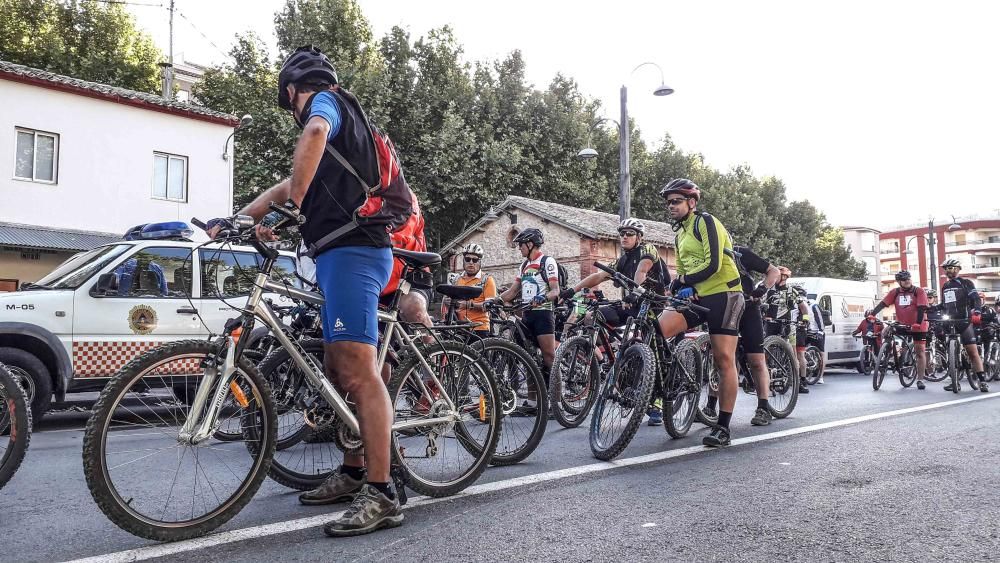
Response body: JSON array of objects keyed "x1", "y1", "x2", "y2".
[{"x1": 3, "y1": 370, "x2": 998, "y2": 563}]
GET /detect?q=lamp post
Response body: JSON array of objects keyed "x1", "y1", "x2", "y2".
[
  {"x1": 578, "y1": 63, "x2": 673, "y2": 221},
  {"x1": 222, "y1": 114, "x2": 254, "y2": 161},
  {"x1": 925, "y1": 215, "x2": 963, "y2": 292}
]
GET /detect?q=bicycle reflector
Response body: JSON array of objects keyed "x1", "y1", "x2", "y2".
[{"x1": 127, "y1": 221, "x2": 195, "y2": 241}]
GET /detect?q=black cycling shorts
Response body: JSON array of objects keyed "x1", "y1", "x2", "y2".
[
  {"x1": 808, "y1": 330, "x2": 827, "y2": 350},
  {"x1": 522, "y1": 309, "x2": 555, "y2": 341},
  {"x1": 739, "y1": 301, "x2": 765, "y2": 354},
  {"x1": 598, "y1": 302, "x2": 637, "y2": 327},
  {"x1": 896, "y1": 327, "x2": 930, "y2": 343},
  {"x1": 681, "y1": 292, "x2": 745, "y2": 336}
]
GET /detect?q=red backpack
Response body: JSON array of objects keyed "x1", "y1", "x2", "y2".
[{"x1": 304, "y1": 88, "x2": 414, "y2": 257}]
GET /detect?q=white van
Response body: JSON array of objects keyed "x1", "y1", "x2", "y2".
[{"x1": 792, "y1": 277, "x2": 879, "y2": 370}]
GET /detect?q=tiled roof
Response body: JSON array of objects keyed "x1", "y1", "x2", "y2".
[
  {"x1": 441, "y1": 196, "x2": 676, "y2": 252},
  {"x1": 0, "y1": 222, "x2": 121, "y2": 252},
  {"x1": 0, "y1": 60, "x2": 238, "y2": 126}
]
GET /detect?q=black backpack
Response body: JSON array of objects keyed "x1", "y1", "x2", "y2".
[{"x1": 520, "y1": 255, "x2": 568, "y2": 291}]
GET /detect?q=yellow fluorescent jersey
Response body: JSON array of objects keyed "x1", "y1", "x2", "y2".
[{"x1": 674, "y1": 212, "x2": 741, "y2": 297}]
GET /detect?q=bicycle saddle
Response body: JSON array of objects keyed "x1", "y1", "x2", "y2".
[
  {"x1": 392, "y1": 248, "x2": 442, "y2": 268},
  {"x1": 435, "y1": 284, "x2": 483, "y2": 300}
]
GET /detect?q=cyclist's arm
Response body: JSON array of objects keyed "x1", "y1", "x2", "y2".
[
  {"x1": 498, "y1": 278, "x2": 520, "y2": 304},
  {"x1": 762, "y1": 264, "x2": 781, "y2": 290},
  {"x1": 678, "y1": 214, "x2": 724, "y2": 285},
  {"x1": 288, "y1": 116, "x2": 331, "y2": 207},
  {"x1": 471, "y1": 276, "x2": 498, "y2": 312},
  {"x1": 237, "y1": 179, "x2": 291, "y2": 220},
  {"x1": 634, "y1": 258, "x2": 654, "y2": 287},
  {"x1": 965, "y1": 279, "x2": 983, "y2": 310},
  {"x1": 574, "y1": 271, "x2": 610, "y2": 293}
]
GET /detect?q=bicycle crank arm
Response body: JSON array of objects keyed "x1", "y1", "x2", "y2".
[{"x1": 391, "y1": 415, "x2": 457, "y2": 433}]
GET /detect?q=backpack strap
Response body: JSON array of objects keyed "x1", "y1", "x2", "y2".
[
  {"x1": 540, "y1": 255, "x2": 555, "y2": 292},
  {"x1": 325, "y1": 144, "x2": 378, "y2": 193}
]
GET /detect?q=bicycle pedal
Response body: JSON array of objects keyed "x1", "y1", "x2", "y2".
[{"x1": 391, "y1": 465, "x2": 409, "y2": 506}]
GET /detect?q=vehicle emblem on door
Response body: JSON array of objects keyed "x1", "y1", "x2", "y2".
[{"x1": 129, "y1": 304, "x2": 158, "y2": 335}]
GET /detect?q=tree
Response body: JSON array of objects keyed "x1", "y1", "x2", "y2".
[{"x1": 0, "y1": 0, "x2": 162, "y2": 93}]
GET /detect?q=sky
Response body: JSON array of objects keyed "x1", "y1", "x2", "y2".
[{"x1": 127, "y1": 0, "x2": 1000, "y2": 230}]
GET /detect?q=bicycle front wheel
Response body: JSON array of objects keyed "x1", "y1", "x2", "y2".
[
  {"x1": 549, "y1": 335, "x2": 600, "y2": 428},
  {"x1": 474, "y1": 338, "x2": 547, "y2": 466},
  {"x1": 898, "y1": 344, "x2": 916, "y2": 388},
  {"x1": 948, "y1": 339, "x2": 960, "y2": 393},
  {"x1": 662, "y1": 339, "x2": 702, "y2": 439},
  {"x1": 0, "y1": 363, "x2": 31, "y2": 490},
  {"x1": 589, "y1": 343, "x2": 655, "y2": 461},
  {"x1": 389, "y1": 341, "x2": 501, "y2": 497},
  {"x1": 82, "y1": 340, "x2": 277, "y2": 542},
  {"x1": 804, "y1": 345, "x2": 822, "y2": 385},
  {"x1": 763, "y1": 336, "x2": 798, "y2": 419},
  {"x1": 693, "y1": 334, "x2": 718, "y2": 426},
  {"x1": 874, "y1": 342, "x2": 891, "y2": 391}
]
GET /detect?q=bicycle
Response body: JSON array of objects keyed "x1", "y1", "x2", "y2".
[
  {"x1": 978, "y1": 322, "x2": 1000, "y2": 382},
  {"x1": 855, "y1": 327, "x2": 879, "y2": 377},
  {"x1": 548, "y1": 293, "x2": 622, "y2": 429},
  {"x1": 873, "y1": 321, "x2": 916, "y2": 390},
  {"x1": 82, "y1": 207, "x2": 502, "y2": 541},
  {"x1": 587, "y1": 263, "x2": 705, "y2": 459},
  {"x1": 0, "y1": 361, "x2": 30, "y2": 490},
  {"x1": 693, "y1": 329, "x2": 799, "y2": 424},
  {"x1": 937, "y1": 317, "x2": 982, "y2": 392}
]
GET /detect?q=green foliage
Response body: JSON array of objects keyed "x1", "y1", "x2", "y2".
[
  {"x1": 0, "y1": 0, "x2": 162, "y2": 93},
  {"x1": 193, "y1": 0, "x2": 865, "y2": 280}
]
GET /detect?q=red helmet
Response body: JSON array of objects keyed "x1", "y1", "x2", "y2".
[{"x1": 659, "y1": 178, "x2": 701, "y2": 201}]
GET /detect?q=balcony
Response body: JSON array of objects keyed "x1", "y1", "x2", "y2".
[
  {"x1": 943, "y1": 238, "x2": 1000, "y2": 253},
  {"x1": 970, "y1": 264, "x2": 1000, "y2": 278},
  {"x1": 880, "y1": 248, "x2": 900, "y2": 261}
]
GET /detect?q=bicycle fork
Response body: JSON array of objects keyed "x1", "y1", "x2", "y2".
[{"x1": 178, "y1": 336, "x2": 240, "y2": 445}]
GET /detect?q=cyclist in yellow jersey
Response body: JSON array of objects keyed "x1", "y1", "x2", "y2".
[{"x1": 655, "y1": 178, "x2": 746, "y2": 447}]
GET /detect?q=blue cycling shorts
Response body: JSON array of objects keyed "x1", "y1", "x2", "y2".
[{"x1": 314, "y1": 246, "x2": 392, "y2": 346}]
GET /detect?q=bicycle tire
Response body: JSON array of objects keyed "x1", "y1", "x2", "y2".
[
  {"x1": 474, "y1": 338, "x2": 547, "y2": 466},
  {"x1": 948, "y1": 339, "x2": 960, "y2": 393},
  {"x1": 0, "y1": 363, "x2": 31, "y2": 490},
  {"x1": 763, "y1": 336, "x2": 798, "y2": 419},
  {"x1": 925, "y1": 345, "x2": 948, "y2": 382},
  {"x1": 549, "y1": 335, "x2": 600, "y2": 429},
  {"x1": 389, "y1": 341, "x2": 501, "y2": 497},
  {"x1": 987, "y1": 342, "x2": 1000, "y2": 382},
  {"x1": 256, "y1": 339, "x2": 341, "y2": 491},
  {"x1": 898, "y1": 343, "x2": 916, "y2": 388},
  {"x1": 693, "y1": 334, "x2": 718, "y2": 426},
  {"x1": 804, "y1": 345, "x2": 822, "y2": 385},
  {"x1": 965, "y1": 348, "x2": 980, "y2": 391},
  {"x1": 662, "y1": 339, "x2": 702, "y2": 439},
  {"x1": 862, "y1": 345, "x2": 877, "y2": 377},
  {"x1": 874, "y1": 342, "x2": 892, "y2": 391},
  {"x1": 82, "y1": 339, "x2": 276, "y2": 542},
  {"x1": 589, "y1": 343, "x2": 656, "y2": 461}
]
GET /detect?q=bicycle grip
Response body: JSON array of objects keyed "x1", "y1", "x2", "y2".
[{"x1": 191, "y1": 217, "x2": 208, "y2": 230}]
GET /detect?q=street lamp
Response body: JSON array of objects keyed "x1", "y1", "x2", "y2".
[
  {"x1": 924, "y1": 215, "x2": 964, "y2": 292},
  {"x1": 222, "y1": 114, "x2": 254, "y2": 161},
  {"x1": 577, "y1": 118, "x2": 619, "y2": 161},
  {"x1": 617, "y1": 62, "x2": 674, "y2": 220}
]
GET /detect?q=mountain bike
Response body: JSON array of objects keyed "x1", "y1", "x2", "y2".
[
  {"x1": 82, "y1": 208, "x2": 502, "y2": 541},
  {"x1": 0, "y1": 362, "x2": 30, "y2": 490},
  {"x1": 979, "y1": 322, "x2": 1000, "y2": 382},
  {"x1": 694, "y1": 330, "x2": 798, "y2": 424},
  {"x1": 587, "y1": 263, "x2": 705, "y2": 459},
  {"x1": 938, "y1": 317, "x2": 981, "y2": 393},
  {"x1": 873, "y1": 321, "x2": 915, "y2": 390},
  {"x1": 548, "y1": 293, "x2": 621, "y2": 429}
]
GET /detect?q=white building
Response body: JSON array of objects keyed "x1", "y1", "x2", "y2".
[
  {"x1": 0, "y1": 60, "x2": 239, "y2": 291},
  {"x1": 840, "y1": 225, "x2": 881, "y2": 296}
]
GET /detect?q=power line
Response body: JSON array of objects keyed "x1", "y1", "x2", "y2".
[
  {"x1": 92, "y1": 0, "x2": 165, "y2": 7},
  {"x1": 175, "y1": 9, "x2": 230, "y2": 59}
]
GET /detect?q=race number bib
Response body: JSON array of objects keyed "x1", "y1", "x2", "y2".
[
  {"x1": 898, "y1": 294, "x2": 912, "y2": 307},
  {"x1": 943, "y1": 289, "x2": 958, "y2": 304}
]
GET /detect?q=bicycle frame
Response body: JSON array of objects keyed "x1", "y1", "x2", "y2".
[{"x1": 179, "y1": 260, "x2": 459, "y2": 445}]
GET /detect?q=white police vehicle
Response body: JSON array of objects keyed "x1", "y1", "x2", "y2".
[{"x1": 0, "y1": 221, "x2": 299, "y2": 420}]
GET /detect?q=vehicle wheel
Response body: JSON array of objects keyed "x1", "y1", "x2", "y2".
[
  {"x1": 0, "y1": 363, "x2": 31, "y2": 490},
  {"x1": 948, "y1": 340, "x2": 960, "y2": 393},
  {"x1": 549, "y1": 335, "x2": 599, "y2": 429},
  {"x1": 925, "y1": 345, "x2": 948, "y2": 382},
  {"x1": 663, "y1": 339, "x2": 702, "y2": 439},
  {"x1": 874, "y1": 342, "x2": 892, "y2": 391},
  {"x1": 475, "y1": 338, "x2": 547, "y2": 466},
  {"x1": 0, "y1": 348, "x2": 52, "y2": 423},
  {"x1": 804, "y1": 345, "x2": 822, "y2": 385},
  {"x1": 82, "y1": 339, "x2": 276, "y2": 541},
  {"x1": 763, "y1": 336, "x2": 798, "y2": 419},
  {"x1": 693, "y1": 334, "x2": 718, "y2": 426},
  {"x1": 898, "y1": 345, "x2": 916, "y2": 388},
  {"x1": 589, "y1": 344, "x2": 656, "y2": 461}
]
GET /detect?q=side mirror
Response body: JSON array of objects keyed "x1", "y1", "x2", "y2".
[
  {"x1": 821, "y1": 309, "x2": 832, "y2": 326},
  {"x1": 91, "y1": 273, "x2": 116, "y2": 297}
]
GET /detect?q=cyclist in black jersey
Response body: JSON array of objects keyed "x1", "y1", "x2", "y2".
[
  {"x1": 939, "y1": 259, "x2": 989, "y2": 392},
  {"x1": 764, "y1": 267, "x2": 813, "y2": 394},
  {"x1": 702, "y1": 245, "x2": 782, "y2": 426},
  {"x1": 563, "y1": 218, "x2": 671, "y2": 424}
]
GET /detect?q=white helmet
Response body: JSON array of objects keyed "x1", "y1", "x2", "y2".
[
  {"x1": 462, "y1": 243, "x2": 484, "y2": 257},
  {"x1": 618, "y1": 218, "x2": 645, "y2": 236}
]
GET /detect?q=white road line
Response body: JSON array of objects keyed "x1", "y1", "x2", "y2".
[{"x1": 65, "y1": 392, "x2": 1000, "y2": 563}]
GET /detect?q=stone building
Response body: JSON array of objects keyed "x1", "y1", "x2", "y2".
[{"x1": 439, "y1": 196, "x2": 677, "y2": 296}]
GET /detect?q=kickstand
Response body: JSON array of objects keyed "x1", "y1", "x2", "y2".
[{"x1": 391, "y1": 464, "x2": 409, "y2": 505}]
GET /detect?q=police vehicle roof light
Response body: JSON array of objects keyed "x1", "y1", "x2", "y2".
[{"x1": 135, "y1": 221, "x2": 194, "y2": 241}]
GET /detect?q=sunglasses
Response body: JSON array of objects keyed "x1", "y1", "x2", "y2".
[
  {"x1": 464, "y1": 256, "x2": 480, "y2": 263},
  {"x1": 619, "y1": 230, "x2": 638, "y2": 238},
  {"x1": 944, "y1": 266, "x2": 960, "y2": 270},
  {"x1": 665, "y1": 198, "x2": 687, "y2": 207}
]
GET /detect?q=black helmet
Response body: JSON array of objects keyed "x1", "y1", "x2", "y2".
[
  {"x1": 278, "y1": 46, "x2": 339, "y2": 110},
  {"x1": 895, "y1": 270, "x2": 911, "y2": 282},
  {"x1": 659, "y1": 178, "x2": 701, "y2": 201},
  {"x1": 512, "y1": 228, "x2": 544, "y2": 246}
]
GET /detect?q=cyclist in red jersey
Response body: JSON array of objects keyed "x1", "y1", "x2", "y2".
[{"x1": 867, "y1": 270, "x2": 929, "y2": 390}]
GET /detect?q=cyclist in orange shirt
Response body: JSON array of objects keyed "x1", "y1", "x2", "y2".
[{"x1": 447, "y1": 244, "x2": 498, "y2": 337}]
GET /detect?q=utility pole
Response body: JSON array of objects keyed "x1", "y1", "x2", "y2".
[
  {"x1": 618, "y1": 85, "x2": 630, "y2": 221},
  {"x1": 162, "y1": 0, "x2": 175, "y2": 99},
  {"x1": 928, "y1": 219, "x2": 938, "y2": 292}
]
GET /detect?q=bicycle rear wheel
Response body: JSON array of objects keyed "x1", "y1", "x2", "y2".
[
  {"x1": 898, "y1": 344, "x2": 916, "y2": 388},
  {"x1": 662, "y1": 339, "x2": 702, "y2": 439},
  {"x1": 0, "y1": 363, "x2": 30, "y2": 490},
  {"x1": 389, "y1": 341, "x2": 501, "y2": 497},
  {"x1": 763, "y1": 336, "x2": 798, "y2": 419},
  {"x1": 804, "y1": 345, "x2": 822, "y2": 385},
  {"x1": 549, "y1": 335, "x2": 599, "y2": 428},
  {"x1": 82, "y1": 340, "x2": 276, "y2": 541},
  {"x1": 987, "y1": 342, "x2": 1000, "y2": 382},
  {"x1": 925, "y1": 344, "x2": 948, "y2": 382},
  {"x1": 874, "y1": 342, "x2": 891, "y2": 391},
  {"x1": 589, "y1": 343, "x2": 655, "y2": 461},
  {"x1": 693, "y1": 334, "x2": 718, "y2": 426},
  {"x1": 475, "y1": 338, "x2": 547, "y2": 466},
  {"x1": 948, "y1": 339, "x2": 961, "y2": 393}
]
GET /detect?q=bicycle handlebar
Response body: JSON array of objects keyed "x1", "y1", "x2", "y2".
[{"x1": 593, "y1": 261, "x2": 708, "y2": 314}]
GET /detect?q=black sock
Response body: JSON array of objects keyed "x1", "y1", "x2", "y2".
[
  {"x1": 340, "y1": 464, "x2": 365, "y2": 481},
  {"x1": 757, "y1": 398, "x2": 768, "y2": 410},
  {"x1": 707, "y1": 396, "x2": 718, "y2": 409},
  {"x1": 718, "y1": 410, "x2": 733, "y2": 429},
  {"x1": 368, "y1": 481, "x2": 394, "y2": 499}
]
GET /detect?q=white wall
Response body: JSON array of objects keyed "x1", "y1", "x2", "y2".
[{"x1": 0, "y1": 80, "x2": 233, "y2": 235}]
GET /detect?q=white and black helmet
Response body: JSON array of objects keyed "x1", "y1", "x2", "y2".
[
  {"x1": 618, "y1": 218, "x2": 645, "y2": 236},
  {"x1": 462, "y1": 243, "x2": 484, "y2": 258},
  {"x1": 941, "y1": 258, "x2": 962, "y2": 269}
]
